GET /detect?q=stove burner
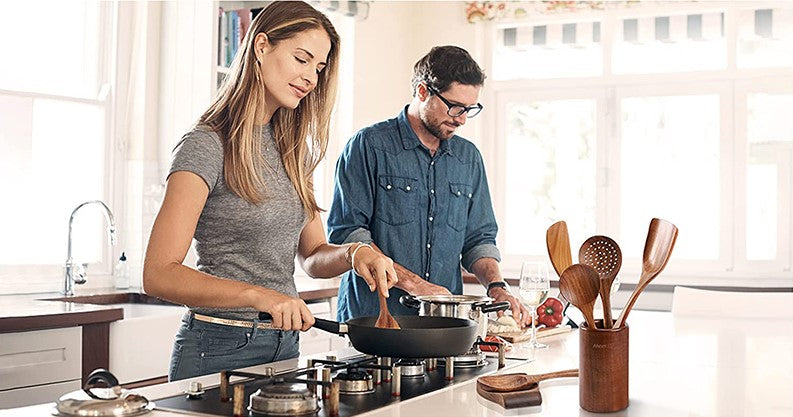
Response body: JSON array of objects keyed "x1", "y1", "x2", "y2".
[
  {"x1": 438, "y1": 350, "x2": 487, "y2": 368},
  {"x1": 333, "y1": 370, "x2": 375, "y2": 395},
  {"x1": 394, "y1": 359, "x2": 426, "y2": 378},
  {"x1": 248, "y1": 385, "x2": 319, "y2": 416}
]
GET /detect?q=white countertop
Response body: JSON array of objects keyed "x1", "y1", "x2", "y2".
[{"x1": 5, "y1": 310, "x2": 792, "y2": 417}]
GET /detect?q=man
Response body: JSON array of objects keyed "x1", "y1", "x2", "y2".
[{"x1": 327, "y1": 46, "x2": 530, "y2": 326}]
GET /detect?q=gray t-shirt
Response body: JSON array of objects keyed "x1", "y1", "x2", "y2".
[{"x1": 168, "y1": 125, "x2": 307, "y2": 320}]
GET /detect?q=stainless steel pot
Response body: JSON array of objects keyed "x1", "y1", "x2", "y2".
[
  {"x1": 55, "y1": 369, "x2": 154, "y2": 417},
  {"x1": 399, "y1": 294, "x2": 510, "y2": 338}
]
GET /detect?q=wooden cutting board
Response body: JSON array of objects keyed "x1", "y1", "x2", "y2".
[{"x1": 489, "y1": 325, "x2": 572, "y2": 343}]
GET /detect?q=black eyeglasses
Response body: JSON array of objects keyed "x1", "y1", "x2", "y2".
[{"x1": 426, "y1": 85, "x2": 484, "y2": 118}]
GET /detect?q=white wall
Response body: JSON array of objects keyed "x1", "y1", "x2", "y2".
[{"x1": 351, "y1": 2, "x2": 484, "y2": 144}]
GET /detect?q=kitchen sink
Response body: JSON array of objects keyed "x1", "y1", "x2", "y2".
[{"x1": 42, "y1": 292, "x2": 177, "y2": 306}]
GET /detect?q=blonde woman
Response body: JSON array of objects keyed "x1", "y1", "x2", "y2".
[{"x1": 143, "y1": 1, "x2": 397, "y2": 381}]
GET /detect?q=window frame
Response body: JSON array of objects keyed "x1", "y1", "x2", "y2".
[
  {"x1": 0, "y1": 1, "x2": 118, "y2": 292},
  {"x1": 482, "y1": 4, "x2": 793, "y2": 288}
]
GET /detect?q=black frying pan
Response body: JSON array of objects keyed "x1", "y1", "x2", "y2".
[{"x1": 259, "y1": 312, "x2": 478, "y2": 358}]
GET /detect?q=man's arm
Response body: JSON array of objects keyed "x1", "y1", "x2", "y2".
[
  {"x1": 372, "y1": 243, "x2": 450, "y2": 296},
  {"x1": 469, "y1": 258, "x2": 531, "y2": 328}
]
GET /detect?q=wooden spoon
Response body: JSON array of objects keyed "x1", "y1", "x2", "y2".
[
  {"x1": 476, "y1": 381, "x2": 543, "y2": 409},
  {"x1": 579, "y1": 236, "x2": 622, "y2": 328},
  {"x1": 613, "y1": 218, "x2": 678, "y2": 329},
  {"x1": 374, "y1": 292, "x2": 400, "y2": 329},
  {"x1": 559, "y1": 264, "x2": 600, "y2": 329},
  {"x1": 477, "y1": 369, "x2": 579, "y2": 392},
  {"x1": 546, "y1": 221, "x2": 573, "y2": 278}
]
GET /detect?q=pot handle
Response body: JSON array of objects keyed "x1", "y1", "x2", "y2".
[
  {"x1": 82, "y1": 369, "x2": 120, "y2": 399},
  {"x1": 259, "y1": 312, "x2": 348, "y2": 335},
  {"x1": 478, "y1": 301, "x2": 511, "y2": 314},
  {"x1": 399, "y1": 294, "x2": 420, "y2": 309}
]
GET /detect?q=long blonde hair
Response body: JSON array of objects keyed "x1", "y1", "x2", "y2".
[{"x1": 199, "y1": 1, "x2": 339, "y2": 217}]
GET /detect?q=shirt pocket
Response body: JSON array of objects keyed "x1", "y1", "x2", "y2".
[
  {"x1": 447, "y1": 183, "x2": 472, "y2": 232},
  {"x1": 375, "y1": 175, "x2": 418, "y2": 226}
]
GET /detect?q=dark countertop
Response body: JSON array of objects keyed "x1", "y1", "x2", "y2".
[{"x1": 0, "y1": 278, "x2": 340, "y2": 333}]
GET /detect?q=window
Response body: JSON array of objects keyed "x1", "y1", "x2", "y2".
[
  {"x1": 0, "y1": 1, "x2": 115, "y2": 292},
  {"x1": 487, "y1": 3, "x2": 793, "y2": 286}
]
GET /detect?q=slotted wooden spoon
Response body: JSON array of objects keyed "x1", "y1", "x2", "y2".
[
  {"x1": 613, "y1": 218, "x2": 678, "y2": 329},
  {"x1": 559, "y1": 264, "x2": 600, "y2": 329},
  {"x1": 579, "y1": 236, "x2": 622, "y2": 328},
  {"x1": 546, "y1": 221, "x2": 573, "y2": 278},
  {"x1": 374, "y1": 292, "x2": 400, "y2": 329},
  {"x1": 477, "y1": 369, "x2": 579, "y2": 392}
]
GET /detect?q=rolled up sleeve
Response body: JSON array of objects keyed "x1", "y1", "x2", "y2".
[
  {"x1": 460, "y1": 151, "x2": 501, "y2": 271},
  {"x1": 327, "y1": 132, "x2": 376, "y2": 245}
]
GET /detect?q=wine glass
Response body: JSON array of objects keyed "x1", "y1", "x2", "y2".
[{"x1": 520, "y1": 261, "x2": 550, "y2": 350}]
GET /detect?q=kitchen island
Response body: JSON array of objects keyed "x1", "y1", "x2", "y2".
[{"x1": 4, "y1": 307, "x2": 791, "y2": 416}]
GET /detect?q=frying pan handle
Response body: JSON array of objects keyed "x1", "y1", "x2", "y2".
[
  {"x1": 312, "y1": 318, "x2": 348, "y2": 335},
  {"x1": 478, "y1": 301, "x2": 511, "y2": 314},
  {"x1": 257, "y1": 312, "x2": 348, "y2": 335},
  {"x1": 399, "y1": 294, "x2": 420, "y2": 309}
]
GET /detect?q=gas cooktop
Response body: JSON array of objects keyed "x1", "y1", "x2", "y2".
[{"x1": 155, "y1": 349, "x2": 515, "y2": 417}]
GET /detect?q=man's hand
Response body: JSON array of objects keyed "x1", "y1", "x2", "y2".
[
  {"x1": 411, "y1": 279, "x2": 452, "y2": 296},
  {"x1": 489, "y1": 287, "x2": 531, "y2": 328}
]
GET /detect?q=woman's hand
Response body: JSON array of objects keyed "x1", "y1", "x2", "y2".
[
  {"x1": 352, "y1": 245, "x2": 398, "y2": 298},
  {"x1": 244, "y1": 287, "x2": 315, "y2": 331}
]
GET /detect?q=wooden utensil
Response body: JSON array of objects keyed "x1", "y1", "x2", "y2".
[
  {"x1": 476, "y1": 381, "x2": 543, "y2": 409},
  {"x1": 546, "y1": 221, "x2": 573, "y2": 278},
  {"x1": 613, "y1": 218, "x2": 678, "y2": 329},
  {"x1": 477, "y1": 369, "x2": 579, "y2": 392},
  {"x1": 375, "y1": 292, "x2": 400, "y2": 329},
  {"x1": 579, "y1": 236, "x2": 622, "y2": 328},
  {"x1": 558, "y1": 264, "x2": 600, "y2": 329}
]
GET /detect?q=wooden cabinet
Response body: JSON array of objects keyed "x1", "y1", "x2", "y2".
[{"x1": 0, "y1": 327, "x2": 82, "y2": 408}]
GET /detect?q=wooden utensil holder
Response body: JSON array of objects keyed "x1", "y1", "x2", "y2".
[{"x1": 579, "y1": 320, "x2": 629, "y2": 412}]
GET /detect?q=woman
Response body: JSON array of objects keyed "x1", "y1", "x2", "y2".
[{"x1": 143, "y1": 1, "x2": 397, "y2": 381}]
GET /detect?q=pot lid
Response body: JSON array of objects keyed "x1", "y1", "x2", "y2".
[
  {"x1": 55, "y1": 390, "x2": 154, "y2": 417},
  {"x1": 413, "y1": 294, "x2": 493, "y2": 304},
  {"x1": 54, "y1": 369, "x2": 154, "y2": 417}
]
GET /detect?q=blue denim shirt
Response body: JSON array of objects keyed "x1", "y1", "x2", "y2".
[{"x1": 327, "y1": 107, "x2": 501, "y2": 322}]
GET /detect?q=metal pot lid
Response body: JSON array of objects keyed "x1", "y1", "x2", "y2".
[
  {"x1": 54, "y1": 369, "x2": 154, "y2": 417},
  {"x1": 412, "y1": 294, "x2": 493, "y2": 304},
  {"x1": 55, "y1": 389, "x2": 154, "y2": 417}
]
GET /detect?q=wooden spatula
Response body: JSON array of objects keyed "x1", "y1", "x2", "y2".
[
  {"x1": 374, "y1": 292, "x2": 400, "y2": 329},
  {"x1": 477, "y1": 369, "x2": 579, "y2": 392},
  {"x1": 613, "y1": 218, "x2": 678, "y2": 329},
  {"x1": 546, "y1": 221, "x2": 573, "y2": 278}
]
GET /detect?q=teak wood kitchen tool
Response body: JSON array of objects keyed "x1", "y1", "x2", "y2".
[
  {"x1": 613, "y1": 218, "x2": 678, "y2": 329},
  {"x1": 579, "y1": 320, "x2": 629, "y2": 412},
  {"x1": 558, "y1": 264, "x2": 600, "y2": 329},
  {"x1": 477, "y1": 369, "x2": 579, "y2": 392},
  {"x1": 546, "y1": 221, "x2": 573, "y2": 278},
  {"x1": 375, "y1": 292, "x2": 400, "y2": 329},
  {"x1": 579, "y1": 236, "x2": 622, "y2": 328},
  {"x1": 476, "y1": 380, "x2": 543, "y2": 409}
]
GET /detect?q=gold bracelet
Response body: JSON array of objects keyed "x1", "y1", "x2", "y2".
[{"x1": 350, "y1": 243, "x2": 373, "y2": 273}]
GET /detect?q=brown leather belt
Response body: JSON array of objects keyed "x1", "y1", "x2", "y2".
[{"x1": 193, "y1": 313, "x2": 275, "y2": 330}]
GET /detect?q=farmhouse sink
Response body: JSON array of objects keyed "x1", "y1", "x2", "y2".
[{"x1": 42, "y1": 292, "x2": 185, "y2": 384}]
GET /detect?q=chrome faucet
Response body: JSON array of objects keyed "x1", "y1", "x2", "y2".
[{"x1": 64, "y1": 200, "x2": 117, "y2": 296}]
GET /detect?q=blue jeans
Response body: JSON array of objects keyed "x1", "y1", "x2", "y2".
[{"x1": 168, "y1": 312, "x2": 300, "y2": 381}]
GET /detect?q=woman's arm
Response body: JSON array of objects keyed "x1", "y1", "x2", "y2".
[
  {"x1": 297, "y1": 213, "x2": 398, "y2": 297},
  {"x1": 143, "y1": 171, "x2": 313, "y2": 331}
]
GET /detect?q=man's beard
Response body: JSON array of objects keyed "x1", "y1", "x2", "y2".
[{"x1": 420, "y1": 112, "x2": 458, "y2": 140}]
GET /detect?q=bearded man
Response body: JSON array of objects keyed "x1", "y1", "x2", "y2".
[{"x1": 326, "y1": 46, "x2": 529, "y2": 326}]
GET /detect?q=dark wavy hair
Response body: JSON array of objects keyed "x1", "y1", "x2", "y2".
[{"x1": 410, "y1": 46, "x2": 486, "y2": 95}]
